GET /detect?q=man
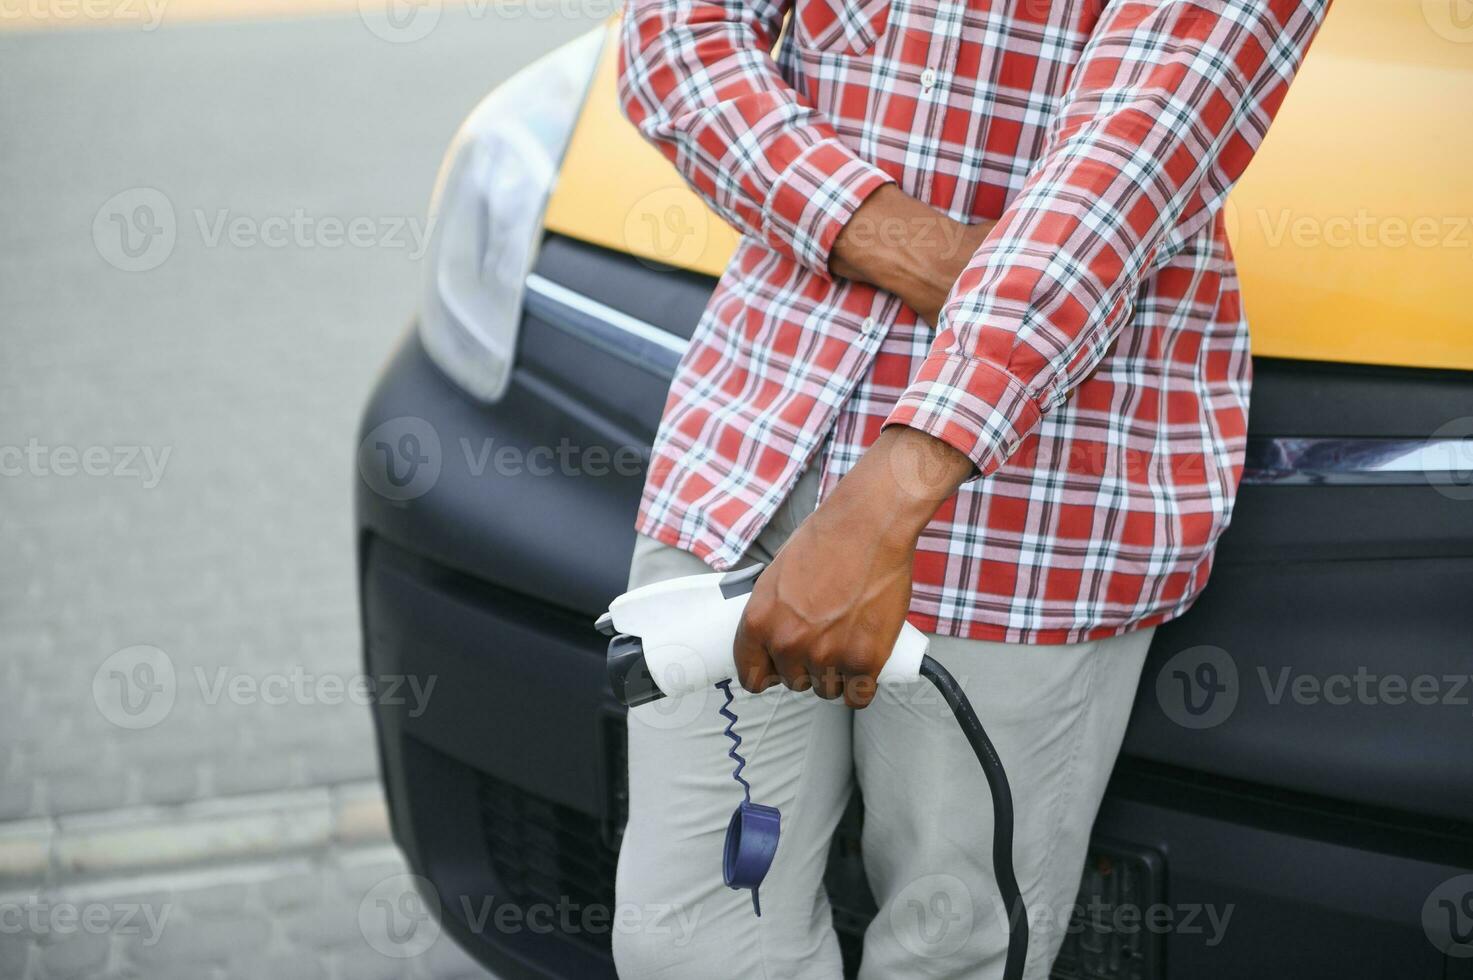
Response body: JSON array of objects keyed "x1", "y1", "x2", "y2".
[{"x1": 614, "y1": 0, "x2": 1327, "y2": 976}]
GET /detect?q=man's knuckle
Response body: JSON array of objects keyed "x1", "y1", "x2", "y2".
[
  {"x1": 840, "y1": 647, "x2": 880, "y2": 676},
  {"x1": 809, "y1": 644, "x2": 844, "y2": 671},
  {"x1": 739, "y1": 606, "x2": 769, "y2": 637}
]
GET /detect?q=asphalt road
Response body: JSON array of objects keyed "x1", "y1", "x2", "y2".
[{"x1": 0, "y1": 7, "x2": 603, "y2": 978}]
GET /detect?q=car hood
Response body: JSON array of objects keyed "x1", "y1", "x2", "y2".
[{"x1": 544, "y1": 4, "x2": 1473, "y2": 372}]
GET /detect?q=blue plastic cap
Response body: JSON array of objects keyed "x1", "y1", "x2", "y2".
[{"x1": 723, "y1": 800, "x2": 781, "y2": 917}]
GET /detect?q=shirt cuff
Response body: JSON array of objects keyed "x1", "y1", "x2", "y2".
[
  {"x1": 884, "y1": 352, "x2": 1043, "y2": 478},
  {"x1": 762, "y1": 136, "x2": 893, "y2": 279}
]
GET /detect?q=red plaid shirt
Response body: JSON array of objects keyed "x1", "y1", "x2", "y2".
[{"x1": 619, "y1": 0, "x2": 1328, "y2": 643}]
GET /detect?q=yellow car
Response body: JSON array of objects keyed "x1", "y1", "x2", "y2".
[{"x1": 355, "y1": 4, "x2": 1473, "y2": 977}]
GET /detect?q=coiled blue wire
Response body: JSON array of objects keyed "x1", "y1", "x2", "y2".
[
  {"x1": 714, "y1": 679, "x2": 750, "y2": 802},
  {"x1": 714, "y1": 679, "x2": 781, "y2": 916}
]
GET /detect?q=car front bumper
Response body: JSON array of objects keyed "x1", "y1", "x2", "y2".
[{"x1": 357, "y1": 238, "x2": 1473, "y2": 979}]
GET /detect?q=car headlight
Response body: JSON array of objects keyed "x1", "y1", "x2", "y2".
[{"x1": 418, "y1": 27, "x2": 605, "y2": 402}]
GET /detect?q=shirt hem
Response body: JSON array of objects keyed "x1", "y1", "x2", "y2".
[{"x1": 634, "y1": 509, "x2": 1205, "y2": 646}]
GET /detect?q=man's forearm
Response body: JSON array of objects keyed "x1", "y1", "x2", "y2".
[
  {"x1": 826, "y1": 183, "x2": 987, "y2": 523},
  {"x1": 732, "y1": 175, "x2": 987, "y2": 707},
  {"x1": 829, "y1": 184, "x2": 993, "y2": 326}
]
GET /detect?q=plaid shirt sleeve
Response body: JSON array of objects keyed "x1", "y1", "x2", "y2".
[
  {"x1": 618, "y1": 0, "x2": 894, "y2": 278},
  {"x1": 887, "y1": 0, "x2": 1330, "y2": 476}
]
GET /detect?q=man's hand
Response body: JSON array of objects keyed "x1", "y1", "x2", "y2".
[
  {"x1": 829, "y1": 184, "x2": 993, "y2": 325},
  {"x1": 734, "y1": 189, "x2": 986, "y2": 707},
  {"x1": 731, "y1": 187, "x2": 987, "y2": 708},
  {"x1": 733, "y1": 426, "x2": 974, "y2": 708}
]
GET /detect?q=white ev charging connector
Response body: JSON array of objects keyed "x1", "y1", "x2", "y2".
[{"x1": 598, "y1": 563, "x2": 1029, "y2": 979}]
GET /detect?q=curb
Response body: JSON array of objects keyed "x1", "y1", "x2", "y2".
[{"x1": 0, "y1": 780, "x2": 390, "y2": 887}]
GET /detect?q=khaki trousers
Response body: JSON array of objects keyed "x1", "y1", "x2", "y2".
[{"x1": 613, "y1": 467, "x2": 1154, "y2": 979}]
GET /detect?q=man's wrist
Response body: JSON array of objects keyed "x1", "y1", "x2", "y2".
[
  {"x1": 833, "y1": 425, "x2": 974, "y2": 547},
  {"x1": 830, "y1": 185, "x2": 993, "y2": 325},
  {"x1": 831, "y1": 186, "x2": 965, "y2": 297}
]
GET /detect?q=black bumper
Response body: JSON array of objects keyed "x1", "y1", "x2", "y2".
[{"x1": 357, "y1": 239, "x2": 1473, "y2": 979}]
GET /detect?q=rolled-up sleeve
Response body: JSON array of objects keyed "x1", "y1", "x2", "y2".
[
  {"x1": 619, "y1": 0, "x2": 893, "y2": 277},
  {"x1": 887, "y1": 0, "x2": 1330, "y2": 475}
]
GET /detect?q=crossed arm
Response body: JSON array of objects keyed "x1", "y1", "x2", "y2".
[{"x1": 620, "y1": 0, "x2": 1329, "y2": 705}]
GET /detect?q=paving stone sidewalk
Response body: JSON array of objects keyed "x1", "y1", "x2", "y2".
[
  {"x1": 0, "y1": 833, "x2": 488, "y2": 980},
  {"x1": 0, "y1": 1, "x2": 602, "y2": 828},
  {"x1": 1, "y1": 8, "x2": 604, "y2": 977}
]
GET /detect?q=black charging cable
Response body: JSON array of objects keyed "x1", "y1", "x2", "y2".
[
  {"x1": 919, "y1": 653, "x2": 1029, "y2": 980},
  {"x1": 603, "y1": 622, "x2": 1029, "y2": 978}
]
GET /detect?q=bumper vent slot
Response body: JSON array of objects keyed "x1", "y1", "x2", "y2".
[
  {"x1": 1053, "y1": 841, "x2": 1164, "y2": 980},
  {"x1": 478, "y1": 771, "x2": 620, "y2": 954}
]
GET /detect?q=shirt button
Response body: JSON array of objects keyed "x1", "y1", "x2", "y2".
[
  {"x1": 920, "y1": 68, "x2": 937, "y2": 92},
  {"x1": 862, "y1": 316, "x2": 879, "y2": 335}
]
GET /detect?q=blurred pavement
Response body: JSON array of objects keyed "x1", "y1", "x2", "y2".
[{"x1": 0, "y1": 5, "x2": 604, "y2": 977}]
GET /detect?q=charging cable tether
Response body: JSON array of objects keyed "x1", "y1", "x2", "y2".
[{"x1": 714, "y1": 679, "x2": 781, "y2": 916}]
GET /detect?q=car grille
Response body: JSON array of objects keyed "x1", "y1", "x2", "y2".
[
  {"x1": 478, "y1": 772, "x2": 620, "y2": 955},
  {"x1": 477, "y1": 730, "x2": 1162, "y2": 978},
  {"x1": 1052, "y1": 843, "x2": 1163, "y2": 980}
]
